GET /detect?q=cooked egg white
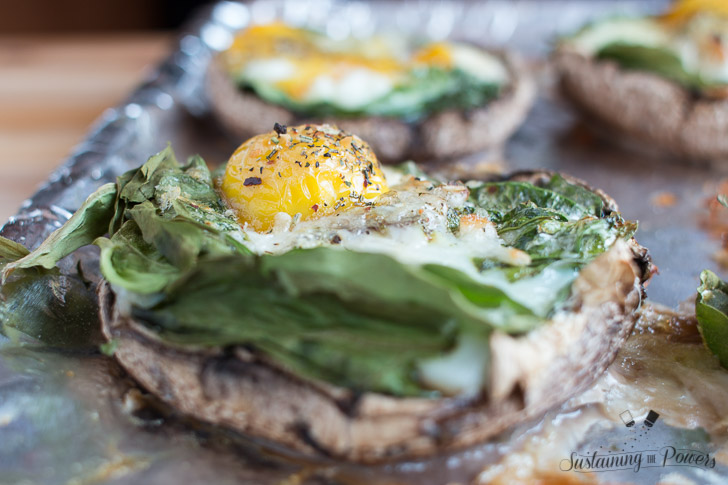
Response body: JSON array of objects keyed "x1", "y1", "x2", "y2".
[{"x1": 567, "y1": 17, "x2": 671, "y2": 55}]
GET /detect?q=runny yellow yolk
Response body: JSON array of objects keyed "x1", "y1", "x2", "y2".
[
  {"x1": 412, "y1": 42, "x2": 453, "y2": 69},
  {"x1": 220, "y1": 124, "x2": 389, "y2": 232}
]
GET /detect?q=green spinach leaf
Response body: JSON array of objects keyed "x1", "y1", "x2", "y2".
[
  {"x1": 696, "y1": 270, "x2": 728, "y2": 369},
  {"x1": 597, "y1": 43, "x2": 709, "y2": 91}
]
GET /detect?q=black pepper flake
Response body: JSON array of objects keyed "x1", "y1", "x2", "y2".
[
  {"x1": 323, "y1": 152, "x2": 331, "y2": 158},
  {"x1": 244, "y1": 177, "x2": 262, "y2": 186},
  {"x1": 274, "y1": 122, "x2": 287, "y2": 135},
  {"x1": 305, "y1": 162, "x2": 310, "y2": 167},
  {"x1": 278, "y1": 172, "x2": 282, "y2": 178},
  {"x1": 315, "y1": 161, "x2": 320, "y2": 168},
  {"x1": 295, "y1": 161, "x2": 302, "y2": 167},
  {"x1": 248, "y1": 167, "x2": 254, "y2": 172},
  {"x1": 260, "y1": 167, "x2": 263, "y2": 174},
  {"x1": 331, "y1": 234, "x2": 342, "y2": 244}
]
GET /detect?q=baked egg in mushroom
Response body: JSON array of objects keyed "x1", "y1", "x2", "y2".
[{"x1": 220, "y1": 123, "x2": 532, "y2": 294}]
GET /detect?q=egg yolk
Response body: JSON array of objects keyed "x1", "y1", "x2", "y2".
[
  {"x1": 662, "y1": 0, "x2": 728, "y2": 24},
  {"x1": 413, "y1": 42, "x2": 453, "y2": 69},
  {"x1": 220, "y1": 124, "x2": 389, "y2": 232}
]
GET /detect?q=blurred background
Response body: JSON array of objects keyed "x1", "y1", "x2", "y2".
[
  {"x1": 0, "y1": 0, "x2": 213, "y2": 32},
  {"x1": 0, "y1": 0, "x2": 667, "y2": 224},
  {"x1": 0, "y1": 0, "x2": 217, "y2": 223}
]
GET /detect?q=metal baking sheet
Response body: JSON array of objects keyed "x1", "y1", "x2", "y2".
[{"x1": 3, "y1": 1, "x2": 727, "y2": 484}]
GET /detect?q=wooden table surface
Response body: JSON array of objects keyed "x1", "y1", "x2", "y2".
[{"x1": 0, "y1": 33, "x2": 171, "y2": 224}]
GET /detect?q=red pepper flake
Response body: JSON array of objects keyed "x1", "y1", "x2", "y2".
[
  {"x1": 244, "y1": 177, "x2": 262, "y2": 186},
  {"x1": 312, "y1": 204, "x2": 319, "y2": 212}
]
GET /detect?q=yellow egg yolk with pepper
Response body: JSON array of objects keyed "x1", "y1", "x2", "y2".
[{"x1": 220, "y1": 124, "x2": 389, "y2": 232}]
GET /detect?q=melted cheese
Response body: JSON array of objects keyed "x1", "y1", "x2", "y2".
[{"x1": 240, "y1": 177, "x2": 530, "y2": 278}]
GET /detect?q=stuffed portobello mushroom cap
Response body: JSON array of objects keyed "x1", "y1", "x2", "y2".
[
  {"x1": 555, "y1": 9, "x2": 728, "y2": 161},
  {"x1": 98, "y1": 170, "x2": 652, "y2": 464}
]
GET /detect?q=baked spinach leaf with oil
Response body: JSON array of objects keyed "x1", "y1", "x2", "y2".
[
  {"x1": 467, "y1": 175, "x2": 637, "y2": 315},
  {"x1": 470, "y1": 174, "x2": 636, "y2": 265},
  {"x1": 0, "y1": 236, "x2": 99, "y2": 348},
  {"x1": 696, "y1": 269, "x2": 728, "y2": 370}
]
